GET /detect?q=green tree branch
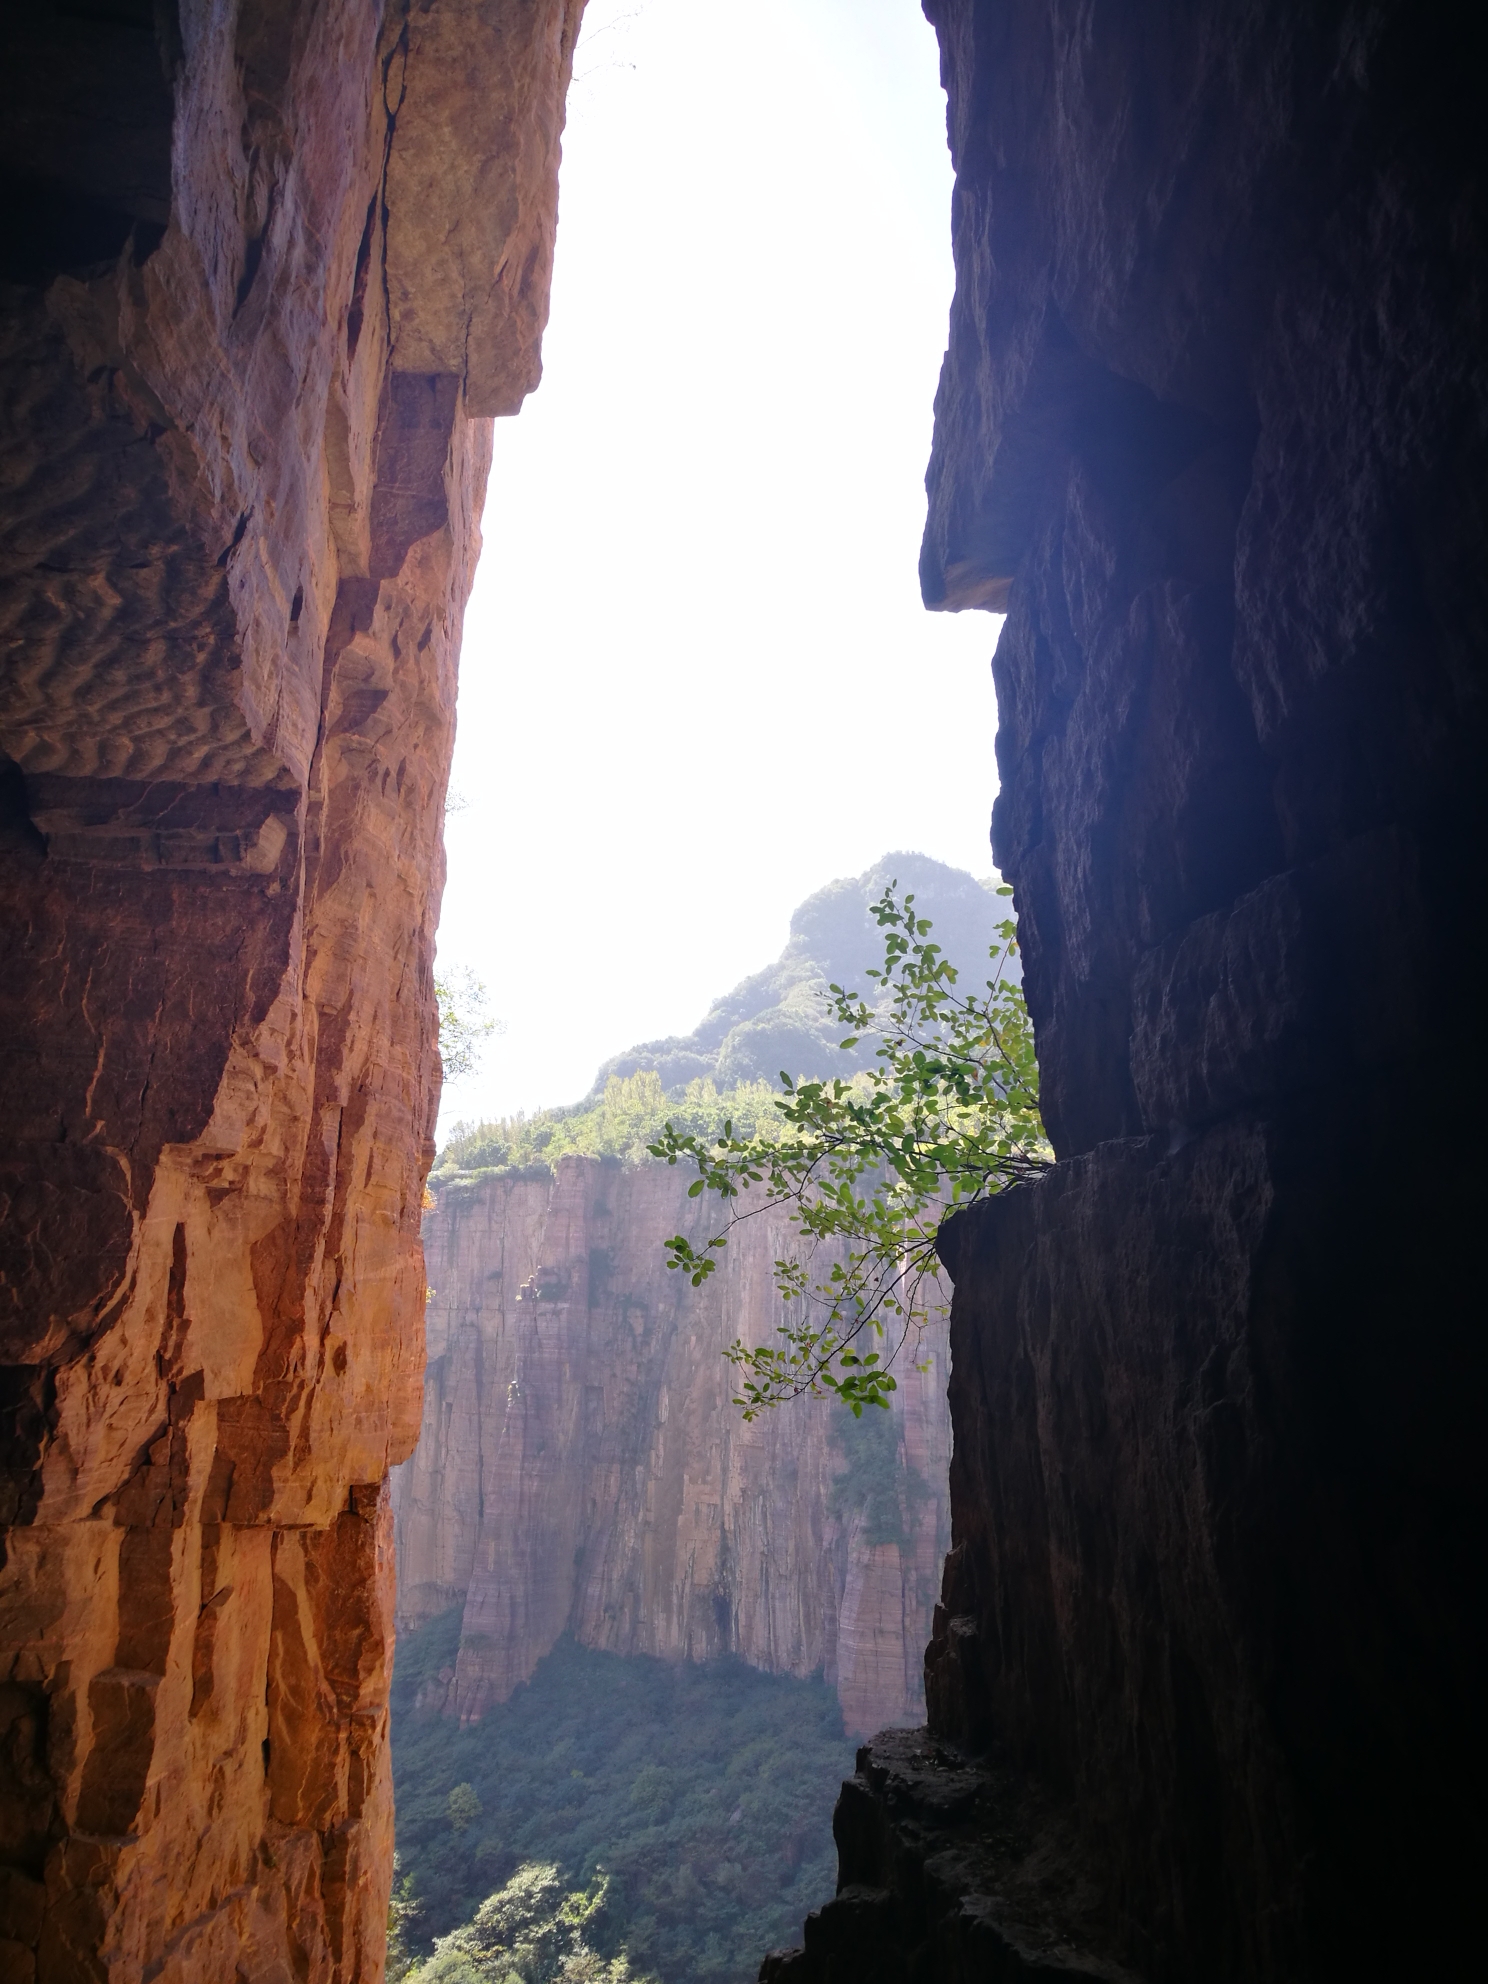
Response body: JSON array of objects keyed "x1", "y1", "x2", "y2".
[{"x1": 649, "y1": 885, "x2": 1050, "y2": 1417}]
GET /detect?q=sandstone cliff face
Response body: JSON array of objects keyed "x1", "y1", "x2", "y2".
[
  {"x1": 772, "y1": 1, "x2": 1486, "y2": 1979},
  {"x1": 395, "y1": 1157, "x2": 951, "y2": 1741},
  {"x1": 0, "y1": 5, "x2": 583, "y2": 1979}
]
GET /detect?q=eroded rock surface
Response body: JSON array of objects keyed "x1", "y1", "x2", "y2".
[
  {"x1": 760, "y1": 1729, "x2": 1136, "y2": 1984},
  {"x1": 395, "y1": 1157, "x2": 950, "y2": 1739},
  {"x1": 0, "y1": 4, "x2": 584, "y2": 1977},
  {"x1": 774, "y1": 0, "x2": 1486, "y2": 1977}
]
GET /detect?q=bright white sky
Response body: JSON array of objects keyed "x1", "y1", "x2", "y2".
[{"x1": 437, "y1": 0, "x2": 1004, "y2": 1130}]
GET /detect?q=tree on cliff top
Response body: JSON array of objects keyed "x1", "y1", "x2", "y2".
[
  {"x1": 436, "y1": 966, "x2": 501, "y2": 1084},
  {"x1": 434, "y1": 1072, "x2": 786, "y2": 1180},
  {"x1": 410, "y1": 1862, "x2": 644, "y2": 1983},
  {"x1": 649, "y1": 885, "x2": 1050, "y2": 1417}
]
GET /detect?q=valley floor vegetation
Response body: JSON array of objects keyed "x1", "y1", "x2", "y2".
[{"x1": 390, "y1": 1614, "x2": 853, "y2": 1983}]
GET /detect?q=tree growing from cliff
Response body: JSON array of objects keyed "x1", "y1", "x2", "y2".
[
  {"x1": 649, "y1": 886, "x2": 1050, "y2": 1416},
  {"x1": 436, "y1": 967, "x2": 501, "y2": 1083}
]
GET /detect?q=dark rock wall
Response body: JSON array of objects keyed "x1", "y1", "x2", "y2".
[
  {"x1": 769, "y1": 1, "x2": 1486, "y2": 1978},
  {"x1": 920, "y1": 0, "x2": 1487, "y2": 1168},
  {"x1": 931, "y1": 1111, "x2": 1486, "y2": 1979}
]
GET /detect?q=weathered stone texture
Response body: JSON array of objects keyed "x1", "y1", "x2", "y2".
[
  {"x1": 395, "y1": 1158, "x2": 951, "y2": 1740},
  {"x1": 760, "y1": 1729, "x2": 1137, "y2": 1984},
  {"x1": 778, "y1": 0, "x2": 1485, "y2": 1978},
  {"x1": 0, "y1": 3, "x2": 583, "y2": 1978}
]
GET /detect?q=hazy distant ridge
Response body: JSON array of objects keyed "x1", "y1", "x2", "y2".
[{"x1": 586, "y1": 852, "x2": 1002, "y2": 1098}]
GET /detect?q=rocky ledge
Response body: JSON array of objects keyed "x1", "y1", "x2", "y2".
[{"x1": 759, "y1": 1727, "x2": 1138, "y2": 1984}]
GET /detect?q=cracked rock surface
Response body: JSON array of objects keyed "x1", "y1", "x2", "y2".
[
  {"x1": 760, "y1": 1728, "x2": 1137, "y2": 1983},
  {"x1": 0, "y1": 4, "x2": 584, "y2": 1977}
]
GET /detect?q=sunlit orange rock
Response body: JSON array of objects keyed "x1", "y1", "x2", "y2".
[{"x1": 0, "y1": 4, "x2": 585, "y2": 1976}]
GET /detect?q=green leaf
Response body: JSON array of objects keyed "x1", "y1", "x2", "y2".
[{"x1": 651, "y1": 882, "x2": 1050, "y2": 1418}]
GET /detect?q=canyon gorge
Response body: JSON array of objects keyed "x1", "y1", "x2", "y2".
[
  {"x1": 398, "y1": 1158, "x2": 949, "y2": 1743},
  {"x1": 394, "y1": 856, "x2": 1006, "y2": 1744},
  {"x1": 0, "y1": 2, "x2": 1483, "y2": 1983}
]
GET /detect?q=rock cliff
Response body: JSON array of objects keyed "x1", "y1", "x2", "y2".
[
  {"x1": 0, "y1": 4, "x2": 583, "y2": 1979},
  {"x1": 771, "y1": 1, "x2": 1487, "y2": 1979},
  {"x1": 394, "y1": 1156, "x2": 951, "y2": 1741}
]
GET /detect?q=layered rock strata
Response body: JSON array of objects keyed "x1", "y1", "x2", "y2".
[
  {"x1": 395, "y1": 1157, "x2": 951, "y2": 1739},
  {"x1": 774, "y1": 0, "x2": 1486, "y2": 1977},
  {"x1": 0, "y1": 4, "x2": 583, "y2": 1978}
]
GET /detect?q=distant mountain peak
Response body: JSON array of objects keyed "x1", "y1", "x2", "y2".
[{"x1": 585, "y1": 852, "x2": 1003, "y2": 1099}]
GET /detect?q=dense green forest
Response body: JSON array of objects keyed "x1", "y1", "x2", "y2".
[
  {"x1": 390, "y1": 1615, "x2": 853, "y2": 1982},
  {"x1": 432, "y1": 1070, "x2": 786, "y2": 1183}
]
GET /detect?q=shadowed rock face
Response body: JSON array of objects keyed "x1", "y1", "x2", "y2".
[
  {"x1": 770, "y1": 0, "x2": 1486, "y2": 1979},
  {"x1": 396, "y1": 1158, "x2": 951, "y2": 1741},
  {"x1": 0, "y1": 3, "x2": 584, "y2": 1977}
]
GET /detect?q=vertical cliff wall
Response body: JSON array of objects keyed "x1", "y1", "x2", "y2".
[
  {"x1": 769, "y1": 1, "x2": 1486, "y2": 1979},
  {"x1": 0, "y1": 4, "x2": 584, "y2": 1979},
  {"x1": 395, "y1": 1157, "x2": 951, "y2": 1740}
]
